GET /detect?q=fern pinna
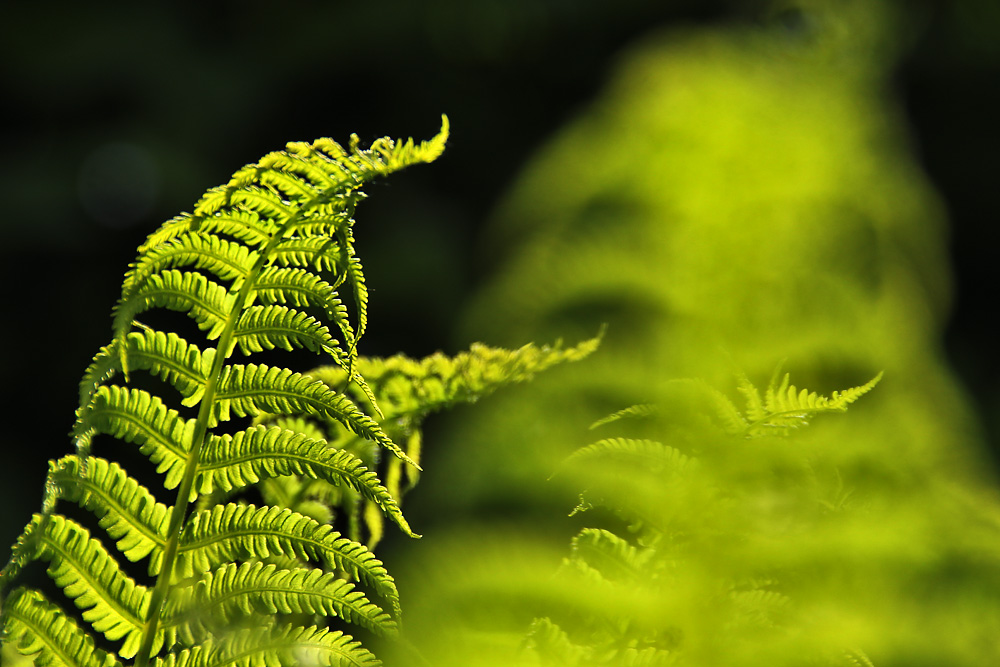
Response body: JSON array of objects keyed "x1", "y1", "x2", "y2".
[{"x1": 0, "y1": 118, "x2": 449, "y2": 667}]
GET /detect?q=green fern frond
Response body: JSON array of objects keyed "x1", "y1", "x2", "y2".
[
  {"x1": 267, "y1": 335, "x2": 600, "y2": 549},
  {"x1": 736, "y1": 372, "x2": 768, "y2": 425},
  {"x1": 163, "y1": 562, "x2": 395, "y2": 642},
  {"x1": 74, "y1": 386, "x2": 194, "y2": 489},
  {"x1": 11, "y1": 515, "x2": 155, "y2": 658},
  {"x1": 151, "y1": 624, "x2": 380, "y2": 667},
  {"x1": 113, "y1": 270, "x2": 233, "y2": 342},
  {"x1": 2, "y1": 119, "x2": 449, "y2": 667},
  {"x1": 270, "y1": 235, "x2": 345, "y2": 273},
  {"x1": 194, "y1": 426, "x2": 415, "y2": 536},
  {"x1": 569, "y1": 528, "x2": 653, "y2": 585},
  {"x1": 175, "y1": 504, "x2": 397, "y2": 606},
  {"x1": 522, "y1": 370, "x2": 883, "y2": 666},
  {"x1": 47, "y1": 457, "x2": 169, "y2": 569},
  {"x1": 252, "y1": 266, "x2": 352, "y2": 329},
  {"x1": 232, "y1": 304, "x2": 345, "y2": 360},
  {"x1": 1, "y1": 588, "x2": 123, "y2": 667},
  {"x1": 559, "y1": 438, "x2": 692, "y2": 477},
  {"x1": 523, "y1": 617, "x2": 593, "y2": 666},
  {"x1": 745, "y1": 370, "x2": 883, "y2": 436},
  {"x1": 346, "y1": 258, "x2": 369, "y2": 347},
  {"x1": 588, "y1": 404, "x2": 658, "y2": 430},
  {"x1": 210, "y1": 364, "x2": 413, "y2": 467},
  {"x1": 337, "y1": 337, "x2": 603, "y2": 420},
  {"x1": 122, "y1": 233, "x2": 256, "y2": 298},
  {"x1": 152, "y1": 210, "x2": 272, "y2": 250},
  {"x1": 98, "y1": 330, "x2": 213, "y2": 405}
]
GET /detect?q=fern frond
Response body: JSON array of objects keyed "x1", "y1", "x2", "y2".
[
  {"x1": 186, "y1": 209, "x2": 273, "y2": 249},
  {"x1": 112, "y1": 270, "x2": 233, "y2": 341},
  {"x1": 271, "y1": 235, "x2": 346, "y2": 273},
  {"x1": 765, "y1": 371, "x2": 883, "y2": 415},
  {"x1": 589, "y1": 404, "x2": 658, "y2": 430},
  {"x1": 47, "y1": 456, "x2": 169, "y2": 569},
  {"x1": 3, "y1": 119, "x2": 450, "y2": 667},
  {"x1": 277, "y1": 335, "x2": 600, "y2": 549},
  {"x1": 747, "y1": 371, "x2": 883, "y2": 435},
  {"x1": 195, "y1": 425, "x2": 415, "y2": 536},
  {"x1": 175, "y1": 504, "x2": 397, "y2": 607},
  {"x1": 569, "y1": 528, "x2": 652, "y2": 585},
  {"x1": 122, "y1": 233, "x2": 257, "y2": 298},
  {"x1": 559, "y1": 438, "x2": 691, "y2": 477},
  {"x1": 524, "y1": 617, "x2": 592, "y2": 666},
  {"x1": 1, "y1": 588, "x2": 123, "y2": 667},
  {"x1": 343, "y1": 251, "x2": 369, "y2": 346},
  {"x1": 74, "y1": 386, "x2": 194, "y2": 489},
  {"x1": 164, "y1": 562, "x2": 396, "y2": 642},
  {"x1": 211, "y1": 364, "x2": 414, "y2": 467},
  {"x1": 138, "y1": 215, "x2": 199, "y2": 253},
  {"x1": 310, "y1": 336, "x2": 602, "y2": 422},
  {"x1": 736, "y1": 372, "x2": 767, "y2": 424},
  {"x1": 252, "y1": 266, "x2": 356, "y2": 351},
  {"x1": 97, "y1": 330, "x2": 213, "y2": 406},
  {"x1": 78, "y1": 343, "x2": 121, "y2": 407},
  {"x1": 232, "y1": 304, "x2": 345, "y2": 362},
  {"x1": 151, "y1": 624, "x2": 379, "y2": 667},
  {"x1": 13, "y1": 515, "x2": 156, "y2": 658}
]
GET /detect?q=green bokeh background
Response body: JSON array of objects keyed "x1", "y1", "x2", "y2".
[
  {"x1": 2, "y1": 1, "x2": 999, "y2": 665},
  {"x1": 382, "y1": 3, "x2": 1000, "y2": 663}
]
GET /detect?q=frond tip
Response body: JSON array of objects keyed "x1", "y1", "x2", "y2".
[{"x1": 743, "y1": 370, "x2": 883, "y2": 436}]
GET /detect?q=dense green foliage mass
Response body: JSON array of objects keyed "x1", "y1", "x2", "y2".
[{"x1": 388, "y1": 4, "x2": 1000, "y2": 666}]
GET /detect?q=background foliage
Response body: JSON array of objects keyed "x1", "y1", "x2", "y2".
[
  {"x1": 379, "y1": 3, "x2": 1000, "y2": 664},
  {"x1": 2, "y1": 1, "x2": 999, "y2": 665}
]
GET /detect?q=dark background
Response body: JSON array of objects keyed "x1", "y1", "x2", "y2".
[{"x1": 1, "y1": 0, "x2": 997, "y2": 554}]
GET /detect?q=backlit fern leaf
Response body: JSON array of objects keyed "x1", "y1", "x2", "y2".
[
  {"x1": 260, "y1": 336, "x2": 600, "y2": 549},
  {"x1": 174, "y1": 504, "x2": 397, "y2": 605},
  {"x1": 162, "y1": 562, "x2": 395, "y2": 644},
  {"x1": 47, "y1": 457, "x2": 170, "y2": 569},
  {"x1": 13, "y1": 515, "x2": 154, "y2": 658},
  {"x1": 1, "y1": 119, "x2": 448, "y2": 667},
  {"x1": 151, "y1": 624, "x2": 379, "y2": 667},
  {"x1": 3, "y1": 589, "x2": 123, "y2": 667}
]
